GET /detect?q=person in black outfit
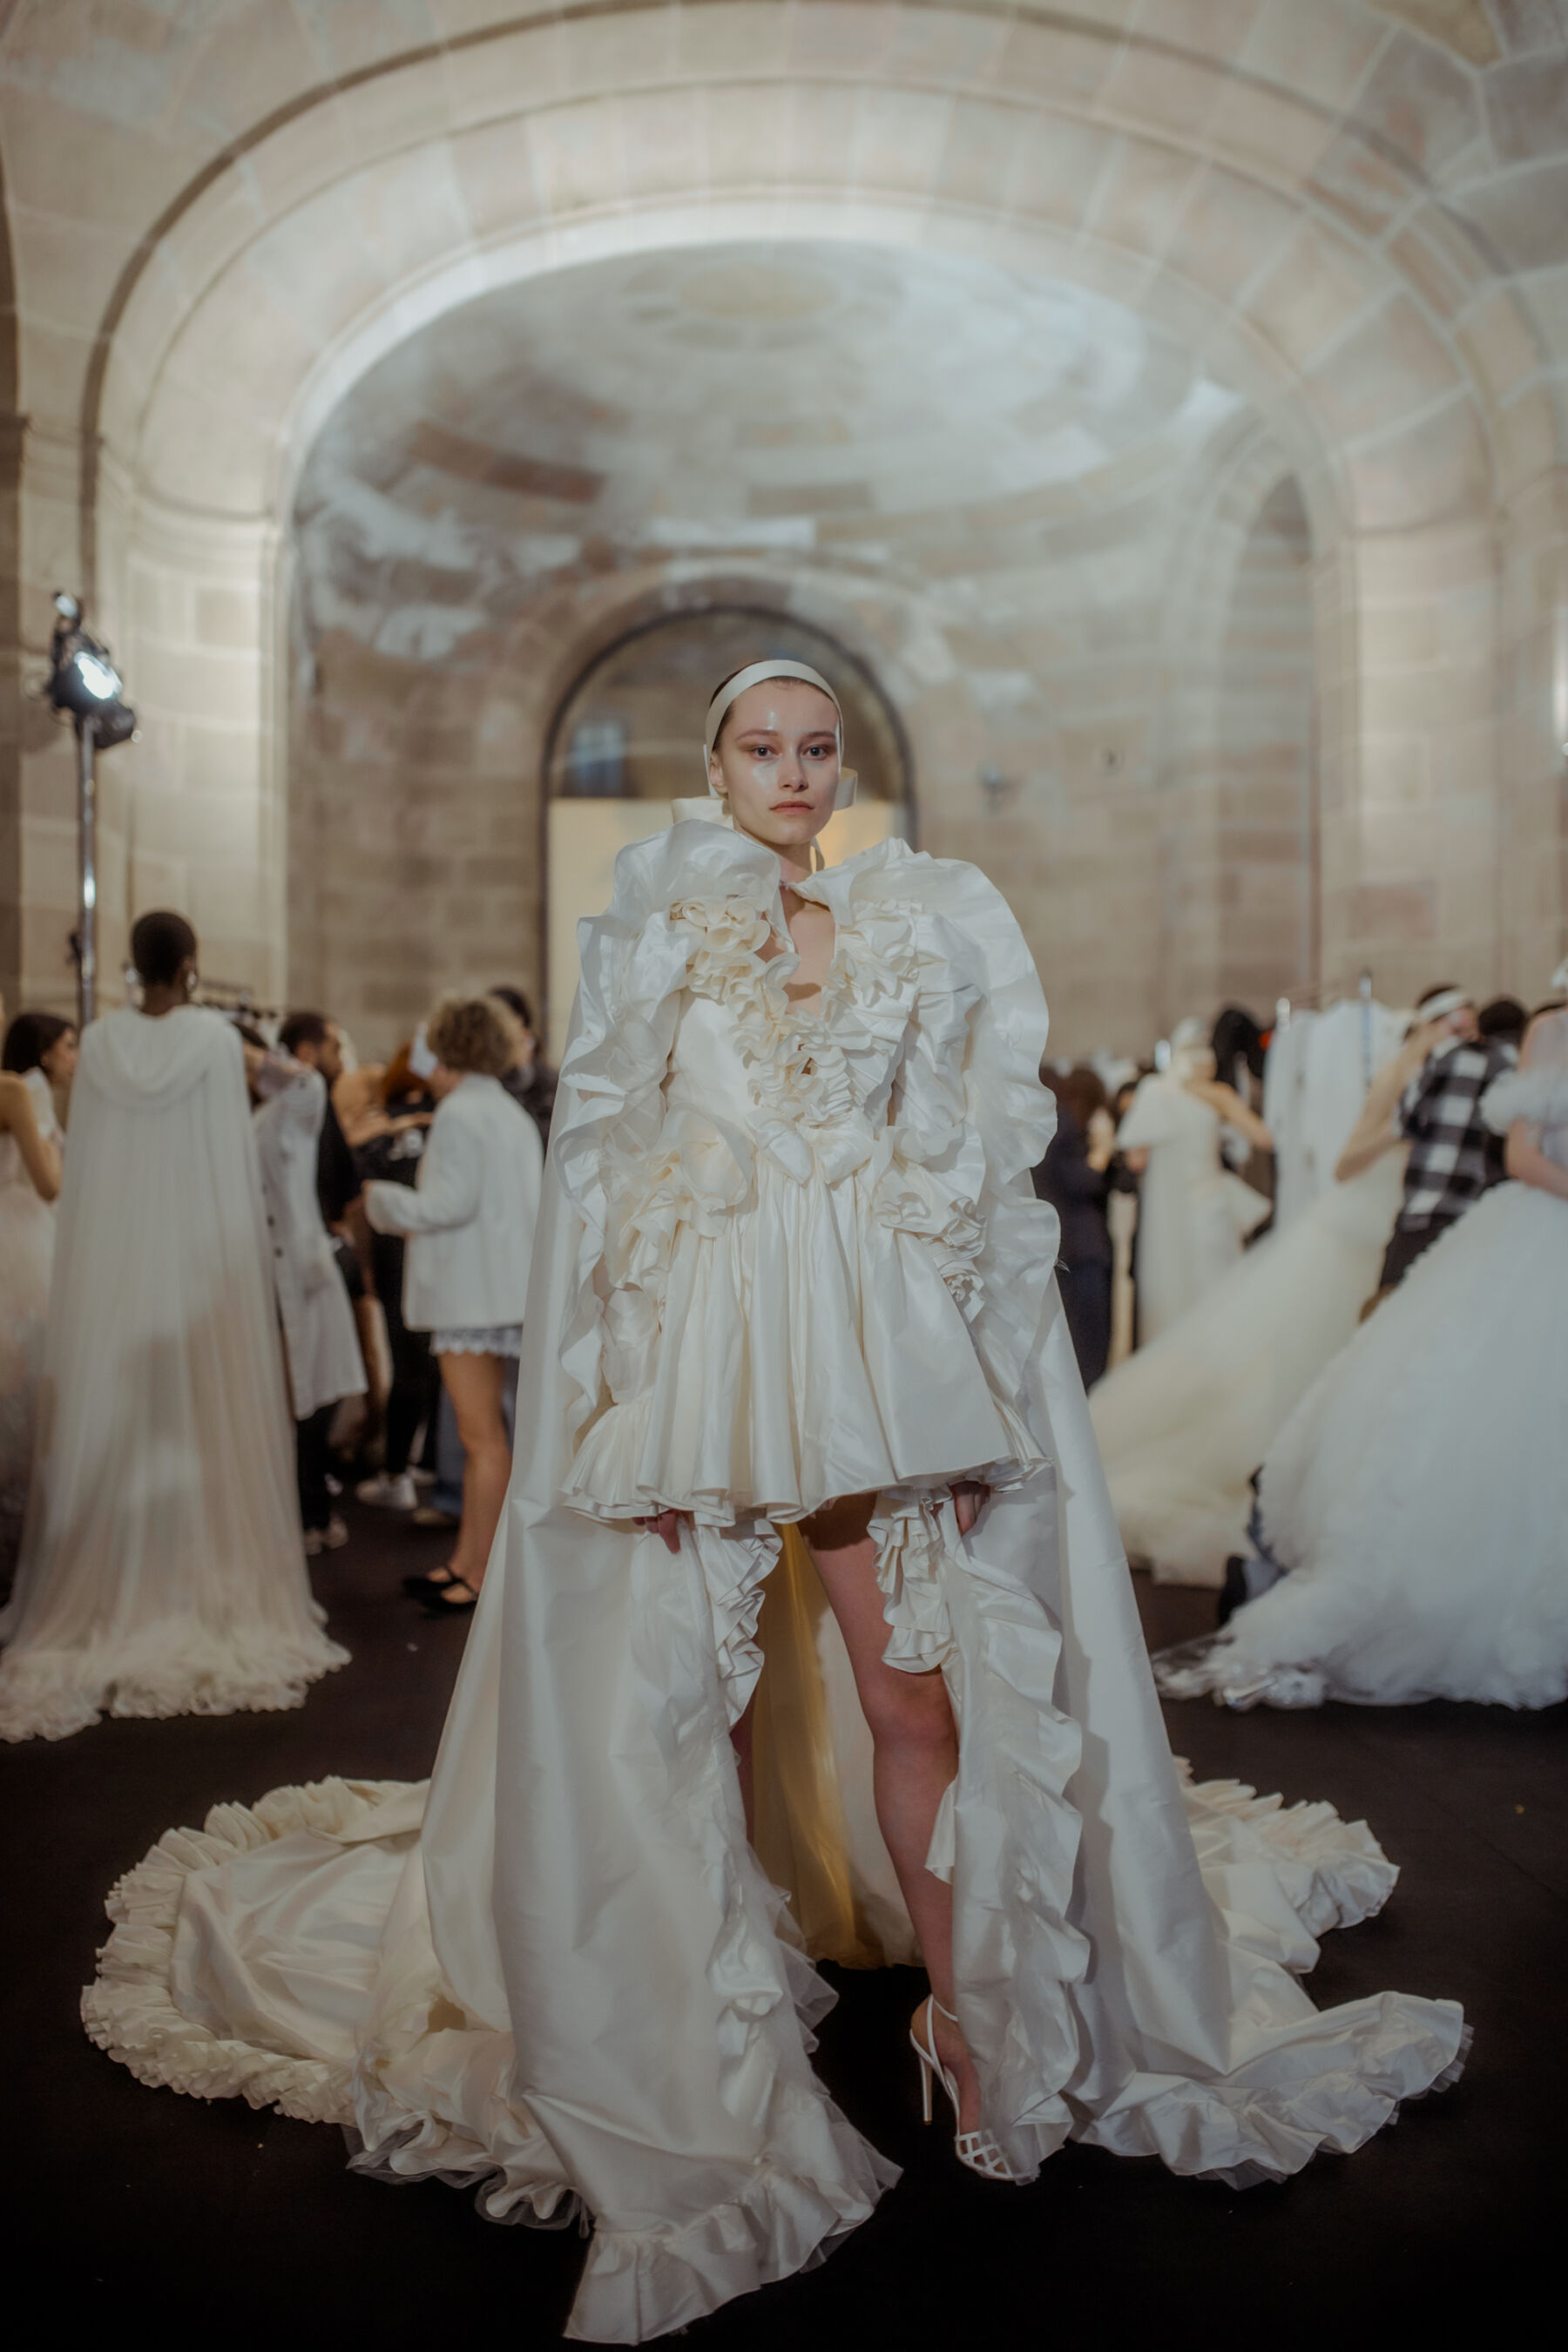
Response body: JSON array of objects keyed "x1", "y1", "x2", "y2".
[
  {"x1": 490, "y1": 985, "x2": 556, "y2": 1146},
  {"x1": 1033, "y1": 1064, "x2": 1116, "y2": 1388},
  {"x1": 351, "y1": 1039, "x2": 440, "y2": 1511}
]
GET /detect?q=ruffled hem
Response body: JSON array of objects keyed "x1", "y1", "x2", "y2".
[
  {"x1": 568, "y1": 2136, "x2": 897, "y2": 2343},
  {"x1": 1178, "y1": 1758, "x2": 1397, "y2": 1938},
  {"x1": 1074, "y1": 1999, "x2": 1470, "y2": 2188},
  {"x1": 80, "y1": 1775, "x2": 400, "y2": 2121},
  {"x1": 0, "y1": 1622, "x2": 348, "y2": 1743}
]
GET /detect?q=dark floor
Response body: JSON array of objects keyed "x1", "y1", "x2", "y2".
[{"x1": 3, "y1": 1499, "x2": 1562, "y2": 2346}]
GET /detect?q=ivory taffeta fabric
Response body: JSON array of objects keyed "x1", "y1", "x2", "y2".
[{"x1": 83, "y1": 830, "x2": 1464, "y2": 2340}]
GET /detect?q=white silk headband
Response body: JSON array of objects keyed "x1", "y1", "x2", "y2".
[
  {"x1": 703, "y1": 660, "x2": 857, "y2": 808},
  {"x1": 1416, "y1": 988, "x2": 1473, "y2": 1025}
]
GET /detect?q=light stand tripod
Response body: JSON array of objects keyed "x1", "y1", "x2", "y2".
[{"x1": 46, "y1": 593, "x2": 136, "y2": 1026}]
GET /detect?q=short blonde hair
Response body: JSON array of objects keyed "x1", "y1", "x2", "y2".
[{"x1": 426, "y1": 990, "x2": 523, "y2": 1078}]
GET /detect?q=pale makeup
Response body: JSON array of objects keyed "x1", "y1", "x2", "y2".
[{"x1": 706, "y1": 679, "x2": 840, "y2": 889}]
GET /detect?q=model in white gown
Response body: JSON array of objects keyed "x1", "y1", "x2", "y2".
[
  {"x1": 0, "y1": 1001, "x2": 348, "y2": 1740},
  {"x1": 0, "y1": 1064, "x2": 62, "y2": 1577},
  {"x1": 82, "y1": 689, "x2": 1463, "y2": 2344},
  {"x1": 1157, "y1": 1005, "x2": 1568, "y2": 1711},
  {"x1": 1115, "y1": 1032, "x2": 1271, "y2": 1343}
]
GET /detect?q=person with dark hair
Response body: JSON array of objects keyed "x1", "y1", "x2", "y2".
[
  {"x1": 489, "y1": 984, "x2": 557, "y2": 1146},
  {"x1": 279, "y1": 1010, "x2": 358, "y2": 1230},
  {"x1": 1032, "y1": 1064, "x2": 1114, "y2": 1386},
  {"x1": 251, "y1": 1038, "x2": 367, "y2": 1557},
  {"x1": 3, "y1": 1008, "x2": 78, "y2": 1088},
  {"x1": 0, "y1": 989, "x2": 64, "y2": 1580},
  {"x1": 0, "y1": 914, "x2": 347, "y2": 1739},
  {"x1": 1371, "y1": 981, "x2": 1512, "y2": 1295},
  {"x1": 352, "y1": 1044, "x2": 440, "y2": 1516},
  {"x1": 128, "y1": 907, "x2": 197, "y2": 993},
  {"x1": 362, "y1": 991, "x2": 542, "y2": 1612},
  {"x1": 1477, "y1": 995, "x2": 1528, "y2": 1052}
]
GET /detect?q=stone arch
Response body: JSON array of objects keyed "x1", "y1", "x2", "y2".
[{"x1": 34, "y1": 1, "x2": 1562, "y2": 1029}]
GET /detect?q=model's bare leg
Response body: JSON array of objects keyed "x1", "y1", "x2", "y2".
[
  {"x1": 801, "y1": 1490, "x2": 982, "y2": 2136},
  {"x1": 434, "y1": 1349, "x2": 511, "y2": 1598}
]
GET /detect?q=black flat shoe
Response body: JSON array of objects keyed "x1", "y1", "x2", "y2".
[
  {"x1": 417, "y1": 1575, "x2": 478, "y2": 1616},
  {"x1": 402, "y1": 1565, "x2": 456, "y2": 1596}
]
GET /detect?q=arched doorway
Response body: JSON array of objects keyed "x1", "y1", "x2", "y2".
[{"x1": 541, "y1": 606, "x2": 914, "y2": 1060}]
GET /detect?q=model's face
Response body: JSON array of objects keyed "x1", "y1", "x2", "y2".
[
  {"x1": 707, "y1": 681, "x2": 841, "y2": 854},
  {"x1": 42, "y1": 1029, "x2": 78, "y2": 1085}
]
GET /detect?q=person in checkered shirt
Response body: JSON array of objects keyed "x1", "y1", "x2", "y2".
[{"x1": 1377, "y1": 982, "x2": 1516, "y2": 1292}]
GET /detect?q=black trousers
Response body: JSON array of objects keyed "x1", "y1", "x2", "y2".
[
  {"x1": 1377, "y1": 1214, "x2": 1456, "y2": 1294},
  {"x1": 296, "y1": 1402, "x2": 337, "y2": 1533},
  {"x1": 372, "y1": 1233, "x2": 439, "y2": 1476},
  {"x1": 1058, "y1": 1260, "x2": 1112, "y2": 1389}
]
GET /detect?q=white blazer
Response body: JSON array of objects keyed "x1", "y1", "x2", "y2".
[
  {"x1": 364, "y1": 1071, "x2": 541, "y2": 1331},
  {"x1": 253, "y1": 1065, "x2": 367, "y2": 1420}
]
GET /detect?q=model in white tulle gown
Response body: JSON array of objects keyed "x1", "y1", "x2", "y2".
[
  {"x1": 1115, "y1": 1032, "x2": 1271, "y2": 1343},
  {"x1": 1157, "y1": 1005, "x2": 1568, "y2": 1711},
  {"x1": 0, "y1": 1004, "x2": 347, "y2": 1740},
  {"x1": 0, "y1": 1065, "x2": 62, "y2": 1577},
  {"x1": 1091, "y1": 1149, "x2": 1405, "y2": 1586},
  {"x1": 81, "y1": 716, "x2": 1463, "y2": 2342}
]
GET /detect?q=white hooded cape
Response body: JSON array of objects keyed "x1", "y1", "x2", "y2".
[
  {"x1": 80, "y1": 841, "x2": 1463, "y2": 2340},
  {"x1": 0, "y1": 1006, "x2": 347, "y2": 1740}
]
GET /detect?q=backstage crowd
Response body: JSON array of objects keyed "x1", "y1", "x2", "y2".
[{"x1": 0, "y1": 900, "x2": 1563, "y2": 1738}]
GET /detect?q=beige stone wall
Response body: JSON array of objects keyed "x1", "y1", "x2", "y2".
[{"x1": 1, "y1": 3, "x2": 1565, "y2": 1037}]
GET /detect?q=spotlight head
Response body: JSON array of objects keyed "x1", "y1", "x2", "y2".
[{"x1": 46, "y1": 594, "x2": 137, "y2": 747}]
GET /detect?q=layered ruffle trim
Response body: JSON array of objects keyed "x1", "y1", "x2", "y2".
[
  {"x1": 1070, "y1": 1760, "x2": 1469, "y2": 2186},
  {"x1": 1178, "y1": 1758, "x2": 1398, "y2": 1938},
  {"x1": 555, "y1": 826, "x2": 1061, "y2": 1489},
  {"x1": 927, "y1": 1487, "x2": 1092, "y2": 2176},
  {"x1": 80, "y1": 1775, "x2": 402, "y2": 2122},
  {"x1": 569, "y1": 2136, "x2": 898, "y2": 2344},
  {"x1": 1075, "y1": 2004, "x2": 1470, "y2": 2190},
  {"x1": 0, "y1": 1620, "x2": 348, "y2": 1744}
]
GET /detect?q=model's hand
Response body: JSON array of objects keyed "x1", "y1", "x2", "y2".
[
  {"x1": 951, "y1": 1480, "x2": 989, "y2": 1537},
  {"x1": 634, "y1": 1508, "x2": 686, "y2": 1556}
]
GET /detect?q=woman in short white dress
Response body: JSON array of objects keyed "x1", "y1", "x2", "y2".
[
  {"x1": 84, "y1": 674, "x2": 1463, "y2": 2342},
  {"x1": 364, "y1": 992, "x2": 543, "y2": 1612}
]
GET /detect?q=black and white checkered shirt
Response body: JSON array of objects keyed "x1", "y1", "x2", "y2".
[{"x1": 1395, "y1": 1036, "x2": 1516, "y2": 1231}]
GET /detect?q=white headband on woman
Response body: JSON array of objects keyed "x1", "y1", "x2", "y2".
[
  {"x1": 703, "y1": 660, "x2": 857, "y2": 809},
  {"x1": 1416, "y1": 989, "x2": 1472, "y2": 1026}
]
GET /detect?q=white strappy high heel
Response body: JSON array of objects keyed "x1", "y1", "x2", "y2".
[{"x1": 909, "y1": 1995, "x2": 1029, "y2": 2185}]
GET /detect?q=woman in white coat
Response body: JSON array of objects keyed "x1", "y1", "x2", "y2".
[
  {"x1": 365, "y1": 993, "x2": 542, "y2": 1613},
  {"x1": 251, "y1": 1051, "x2": 367, "y2": 1555}
]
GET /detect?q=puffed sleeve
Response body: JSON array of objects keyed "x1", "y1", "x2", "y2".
[{"x1": 877, "y1": 859, "x2": 1059, "y2": 1432}]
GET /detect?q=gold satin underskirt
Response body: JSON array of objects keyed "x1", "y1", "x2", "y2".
[{"x1": 750, "y1": 1524, "x2": 891, "y2": 1970}]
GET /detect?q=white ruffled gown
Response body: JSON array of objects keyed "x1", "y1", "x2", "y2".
[
  {"x1": 1157, "y1": 1056, "x2": 1568, "y2": 1710},
  {"x1": 0, "y1": 1068, "x2": 60, "y2": 1578},
  {"x1": 83, "y1": 829, "x2": 1464, "y2": 2342}
]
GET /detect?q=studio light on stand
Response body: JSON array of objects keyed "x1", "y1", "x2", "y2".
[{"x1": 46, "y1": 592, "x2": 137, "y2": 1026}]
